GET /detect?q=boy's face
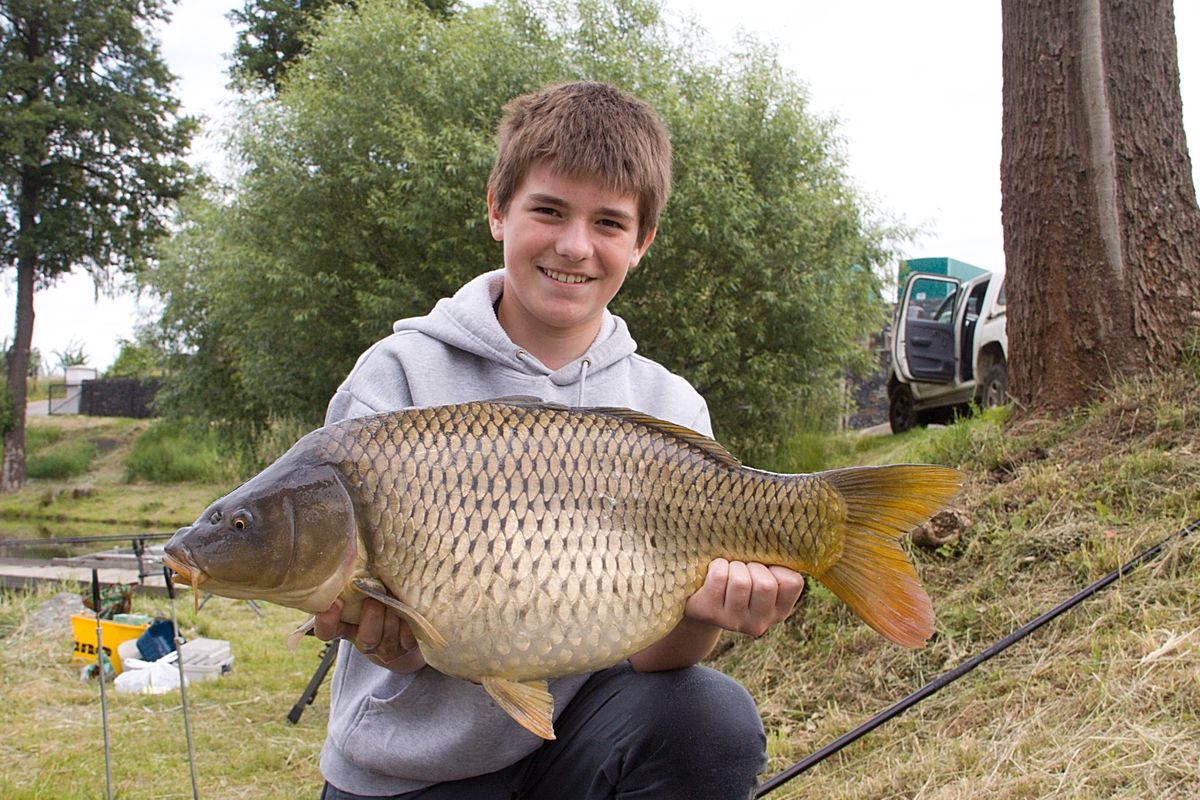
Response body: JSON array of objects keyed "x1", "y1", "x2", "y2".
[{"x1": 488, "y1": 163, "x2": 655, "y2": 356}]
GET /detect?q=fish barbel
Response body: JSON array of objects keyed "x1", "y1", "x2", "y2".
[{"x1": 164, "y1": 399, "x2": 961, "y2": 739}]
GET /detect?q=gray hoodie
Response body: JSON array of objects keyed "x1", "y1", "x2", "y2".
[{"x1": 320, "y1": 269, "x2": 711, "y2": 795}]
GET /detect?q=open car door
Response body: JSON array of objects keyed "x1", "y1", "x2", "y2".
[{"x1": 893, "y1": 273, "x2": 961, "y2": 384}]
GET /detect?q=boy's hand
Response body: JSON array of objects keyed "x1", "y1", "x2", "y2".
[
  {"x1": 683, "y1": 558, "x2": 806, "y2": 637},
  {"x1": 631, "y1": 558, "x2": 805, "y2": 672},
  {"x1": 314, "y1": 597, "x2": 427, "y2": 674}
]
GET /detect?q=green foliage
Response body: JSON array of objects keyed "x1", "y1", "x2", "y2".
[
  {"x1": 25, "y1": 423, "x2": 93, "y2": 478},
  {"x1": 0, "y1": 0, "x2": 196, "y2": 485},
  {"x1": 911, "y1": 405, "x2": 1013, "y2": 469},
  {"x1": 26, "y1": 441, "x2": 96, "y2": 479},
  {"x1": 229, "y1": 0, "x2": 459, "y2": 93},
  {"x1": 0, "y1": 0, "x2": 196, "y2": 285},
  {"x1": 228, "y1": 0, "x2": 356, "y2": 93},
  {"x1": 146, "y1": 0, "x2": 901, "y2": 457},
  {"x1": 105, "y1": 325, "x2": 166, "y2": 379},
  {"x1": 124, "y1": 420, "x2": 230, "y2": 484}
]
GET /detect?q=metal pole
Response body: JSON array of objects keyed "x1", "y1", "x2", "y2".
[
  {"x1": 755, "y1": 518, "x2": 1200, "y2": 797},
  {"x1": 165, "y1": 566, "x2": 201, "y2": 799},
  {"x1": 92, "y1": 569, "x2": 114, "y2": 800}
]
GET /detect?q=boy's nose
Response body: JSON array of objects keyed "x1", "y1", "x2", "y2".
[{"x1": 554, "y1": 220, "x2": 593, "y2": 261}]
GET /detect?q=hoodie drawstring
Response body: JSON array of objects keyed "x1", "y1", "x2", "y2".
[
  {"x1": 514, "y1": 349, "x2": 591, "y2": 406},
  {"x1": 577, "y1": 358, "x2": 591, "y2": 406}
]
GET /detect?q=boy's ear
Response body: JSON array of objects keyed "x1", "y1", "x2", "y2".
[
  {"x1": 486, "y1": 189, "x2": 505, "y2": 241},
  {"x1": 630, "y1": 226, "x2": 657, "y2": 268}
]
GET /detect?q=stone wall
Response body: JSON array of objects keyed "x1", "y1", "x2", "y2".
[{"x1": 79, "y1": 378, "x2": 161, "y2": 418}]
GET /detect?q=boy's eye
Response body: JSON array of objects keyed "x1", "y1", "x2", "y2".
[
  {"x1": 598, "y1": 218, "x2": 625, "y2": 230},
  {"x1": 533, "y1": 206, "x2": 560, "y2": 217}
]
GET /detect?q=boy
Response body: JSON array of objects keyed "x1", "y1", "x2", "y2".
[{"x1": 315, "y1": 81, "x2": 805, "y2": 799}]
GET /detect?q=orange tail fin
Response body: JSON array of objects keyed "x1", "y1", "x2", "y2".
[{"x1": 816, "y1": 465, "x2": 963, "y2": 648}]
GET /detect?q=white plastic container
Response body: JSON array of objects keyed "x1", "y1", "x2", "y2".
[{"x1": 178, "y1": 637, "x2": 234, "y2": 682}]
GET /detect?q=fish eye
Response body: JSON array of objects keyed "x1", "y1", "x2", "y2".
[{"x1": 233, "y1": 511, "x2": 253, "y2": 531}]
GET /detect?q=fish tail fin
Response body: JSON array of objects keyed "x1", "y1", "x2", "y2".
[{"x1": 815, "y1": 465, "x2": 963, "y2": 648}]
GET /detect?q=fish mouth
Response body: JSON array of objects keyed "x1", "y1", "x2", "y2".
[{"x1": 162, "y1": 550, "x2": 208, "y2": 589}]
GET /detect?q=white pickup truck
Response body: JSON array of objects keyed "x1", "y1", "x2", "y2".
[{"x1": 887, "y1": 267, "x2": 1008, "y2": 433}]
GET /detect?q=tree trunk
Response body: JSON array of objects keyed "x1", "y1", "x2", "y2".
[
  {"x1": 2, "y1": 168, "x2": 39, "y2": 492},
  {"x1": 1000, "y1": 0, "x2": 1200, "y2": 412},
  {"x1": 3, "y1": 259, "x2": 33, "y2": 492}
]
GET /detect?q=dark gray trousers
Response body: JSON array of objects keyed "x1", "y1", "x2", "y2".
[{"x1": 320, "y1": 662, "x2": 766, "y2": 799}]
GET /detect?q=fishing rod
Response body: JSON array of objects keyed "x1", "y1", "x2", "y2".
[
  {"x1": 755, "y1": 517, "x2": 1200, "y2": 798},
  {"x1": 91, "y1": 569, "x2": 115, "y2": 800},
  {"x1": 0, "y1": 531, "x2": 174, "y2": 549},
  {"x1": 165, "y1": 566, "x2": 201, "y2": 800}
]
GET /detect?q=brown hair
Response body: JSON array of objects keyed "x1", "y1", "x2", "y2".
[{"x1": 487, "y1": 81, "x2": 672, "y2": 246}]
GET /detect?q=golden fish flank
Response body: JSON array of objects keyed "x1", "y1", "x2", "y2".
[{"x1": 163, "y1": 399, "x2": 962, "y2": 741}]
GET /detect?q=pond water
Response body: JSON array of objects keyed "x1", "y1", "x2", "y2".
[{"x1": 0, "y1": 518, "x2": 173, "y2": 560}]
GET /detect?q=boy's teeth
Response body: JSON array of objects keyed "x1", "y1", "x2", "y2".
[{"x1": 543, "y1": 268, "x2": 588, "y2": 284}]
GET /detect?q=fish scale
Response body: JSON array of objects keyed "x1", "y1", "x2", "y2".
[
  {"x1": 164, "y1": 398, "x2": 962, "y2": 740},
  {"x1": 323, "y1": 403, "x2": 833, "y2": 681}
]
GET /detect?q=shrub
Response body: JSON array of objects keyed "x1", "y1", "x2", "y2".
[
  {"x1": 124, "y1": 421, "x2": 229, "y2": 483},
  {"x1": 26, "y1": 442, "x2": 97, "y2": 479}
]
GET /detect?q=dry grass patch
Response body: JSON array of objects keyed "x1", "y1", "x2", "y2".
[{"x1": 725, "y1": 369, "x2": 1199, "y2": 798}]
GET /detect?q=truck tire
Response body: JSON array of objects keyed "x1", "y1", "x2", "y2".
[
  {"x1": 978, "y1": 361, "x2": 1008, "y2": 408},
  {"x1": 889, "y1": 384, "x2": 918, "y2": 434}
]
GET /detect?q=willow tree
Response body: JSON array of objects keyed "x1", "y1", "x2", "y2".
[
  {"x1": 1000, "y1": 0, "x2": 1200, "y2": 412},
  {"x1": 149, "y1": 0, "x2": 895, "y2": 459},
  {"x1": 0, "y1": 0, "x2": 194, "y2": 489}
]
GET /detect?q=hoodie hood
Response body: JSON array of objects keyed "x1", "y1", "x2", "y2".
[{"x1": 393, "y1": 269, "x2": 637, "y2": 389}]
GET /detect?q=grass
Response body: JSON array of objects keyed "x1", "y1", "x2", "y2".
[
  {"x1": 26, "y1": 441, "x2": 98, "y2": 480},
  {"x1": 0, "y1": 586, "x2": 326, "y2": 799},
  {"x1": 713, "y1": 368, "x2": 1200, "y2": 799},
  {"x1": 0, "y1": 416, "x2": 228, "y2": 534},
  {"x1": 124, "y1": 420, "x2": 232, "y2": 484},
  {"x1": 0, "y1": 371, "x2": 1197, "y2": 798}
]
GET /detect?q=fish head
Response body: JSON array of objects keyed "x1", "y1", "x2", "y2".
[{"x1": 164, "y1": 457, "x2": 362, "y2": 614}]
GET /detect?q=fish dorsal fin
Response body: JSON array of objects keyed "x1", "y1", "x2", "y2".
[
  {"x1": 588, "y1": 407, "x2": 742, "y2": 470},
  {"x1": 353, "y1": 579, "x2": 448, "y2": 649},
  {"x1": 482, "y1": 676, "x2": 556, "y2": 740}
]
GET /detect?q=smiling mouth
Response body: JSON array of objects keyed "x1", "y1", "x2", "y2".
[{"x1": 540, "y1": 267, "x2": 590, "y2": 285}]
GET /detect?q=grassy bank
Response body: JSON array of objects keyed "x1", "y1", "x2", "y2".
[
  {"x1": 0, "y1": 416, "x2": 229, "y2": 536},
  {"x1": 1, "y1": 371, "x2": 1197, "y2": 798}
]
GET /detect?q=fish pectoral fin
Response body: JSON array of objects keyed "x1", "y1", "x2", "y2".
[
  {"x1": 286, "y1": 615, "x2": 318, "y2": 651},
  {"x1": 352, "y1": 579, "x2": 448, "y2": 649},
  {"x1": 482, "y1": 677, "x2": 556, "y2": 741}
]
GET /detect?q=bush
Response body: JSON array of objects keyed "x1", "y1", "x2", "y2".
[
  {"x1": 124, "y1": 421, "x2": 229, "y2": 483},
  {"x1": 26, "y1": 442, "x2": 97, "y2": 479}
]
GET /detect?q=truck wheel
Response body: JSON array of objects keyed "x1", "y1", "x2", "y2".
[
  {"x1": 889, "y1": 384, "x2": 918, "y2": 433},
  {"x1": 979, "y1": 361, "x2": 1008, "y2": 408}
]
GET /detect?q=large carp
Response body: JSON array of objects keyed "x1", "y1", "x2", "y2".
[{"x1": 164, "y1": 399, "x2": 961, "y2": 739}]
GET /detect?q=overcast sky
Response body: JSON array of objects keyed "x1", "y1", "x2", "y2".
[{"x1": 5, "y1": 0, "x2": 1197, "y2": 372}]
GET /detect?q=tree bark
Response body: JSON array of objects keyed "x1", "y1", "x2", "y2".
[
  {"x1": 1000, "y1": 0, "x2": 1200, "y2": 412},
  {"x1": 2, "y1": 253, "x2": 34, "y2": 492}
]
